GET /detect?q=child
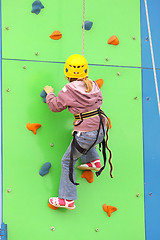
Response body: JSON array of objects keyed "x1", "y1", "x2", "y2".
[{"x1": 44, "y1": 54, "x2": 108, "y2": 210}]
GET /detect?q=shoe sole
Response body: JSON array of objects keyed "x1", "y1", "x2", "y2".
[
  {"x1": 49, "y1": 199, "x2": 75, "y2": 210},
  {"x1": 77, "y1": 166, "x2": 100, "y2": 171}
]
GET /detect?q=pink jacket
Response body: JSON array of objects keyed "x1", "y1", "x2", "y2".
[{"x1": 46, "y1": 80, "x2": 106, "y2": 132}]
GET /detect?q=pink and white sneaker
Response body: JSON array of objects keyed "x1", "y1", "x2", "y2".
[
  {"x1": 77, "y1": 159, "x2": 101, "y2": 171},
  {"x1": 49, "y1": 197, "x2": 75, "y2": 210}
]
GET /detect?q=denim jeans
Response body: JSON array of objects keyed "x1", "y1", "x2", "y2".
[{"x1": 58, "y1": 127, "x2": 105, "y2": 200}]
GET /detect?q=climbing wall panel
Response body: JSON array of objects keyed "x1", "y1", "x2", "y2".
[
  {"x1": 141, "y1": 0, "x2": 160, "y2": 68},
  {"x1": 141, "y1": 1, "x2": 160, "y2": 239},
  {"x1": 142, "y1": 68, "x2": 160, "y2": 239},
  {"x1": 2, "y1": 0, "x2": 141, "y2": 67},
  {"x1": 2, "y1": 59, "x2": 145, "y2": 240}
]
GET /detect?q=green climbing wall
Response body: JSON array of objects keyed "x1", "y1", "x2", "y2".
[{"x1": 2, "y1": 0, "x2": 145, "y2": 239}]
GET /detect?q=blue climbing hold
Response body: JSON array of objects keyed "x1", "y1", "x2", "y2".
[
  {"x1": 40, "y1": 90, "x2": 47, "y2": 103},
  {"x1": 82, "y1": 21, "x2": 93, "y2": 31},
  {"x1": 39, "y1": 162, "x2": 51, "y2": 176},
  {"x1": 31, "y1": 0, "x2": 44, "y2": 15}
]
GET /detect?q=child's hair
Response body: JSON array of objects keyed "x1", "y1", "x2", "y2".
[{"x1": 67, "y1": 77, "x2": 93, "y2": 93}]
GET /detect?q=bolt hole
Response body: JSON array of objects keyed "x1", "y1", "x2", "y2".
[{"x1": 146, "y1": 97, "x2": 151, "y2": 101}]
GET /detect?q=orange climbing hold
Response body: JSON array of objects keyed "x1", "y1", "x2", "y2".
[
  {"x1": 26, "y1": 123, "x2": 41, "y2": 135},
  {"x1": 49, "y1": 30, "x2": 62, "y2": 40},
  {"x1": 95, "y1": 79, "x2": 104, "y2": 89},
  {"x1": 103, "y1": 204, "x2": 117, "y2": 217},
  {"x1": 108, "y1": 117, "x2": 112, "y2": 129},
  {"x1": 48, "y1": 203, "x2": 58, "y2": 210},
  {"x1": 108, "y1": 35, "x2": 119, "y2": 45},
  {"x1": 81, "y1": 170, "x2": 94, "y2": 183}
]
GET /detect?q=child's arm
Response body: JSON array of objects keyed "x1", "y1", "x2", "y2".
[{"x1": 45, "y1": 86, "x2": 68, "y2": 112}]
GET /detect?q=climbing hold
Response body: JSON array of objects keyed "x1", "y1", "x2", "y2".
[
  {"x1": 95, "y1": 228, "x2": 99, "y2": 232},
  {"x1": 108, "y1": 117, "x2": 112, "y2": 129},
  {"x1": 145, "y1": 37, "x2": 149, "y2": 41},
  {"x1": 108, "y1": 35, "x2": 119, "y2": 45},
  {"x1": 136, "y1": 193, "x2": 140, "y2": 197},
  {"x1": 134, "y1": 96, "x2": 138, "y2": 100},
  {"x1": 50, "y1": 143, "x2": 54, "y2": 147},
  {"x1": 149, "y1": 192, "x2": 152, "y2": 197},
  {"x1": 6, "y1": 88, "x2": 11, "y2": 92},
  {"x1": 39, "y1": 162, "x2": 51, "y2": 176},
  {"x1": 132, "y1": 36, "x2": 136, "y2": 40},
  {"x1": 26, "y1": 123, "x2": 41, "y2": 135},
  {"x1": 82, "y1": 20, "x2": 93, "y2": 31},
  {"x1": 103, "y1": 204, "x2": 117, "y2": 217},
  {"x1": 81, "y1": 170, "x2": 94, "y2": 183},
  {"x1": 51, "y1": 226, "x2": 56, "y2": 231},
  {"x1": 117, "y1": 72, "x2": 120, "y2": 76},
  {"x1": 95, "y1": 79, "x2": 104, "y2": 89},
  {"x1": 48, "y1": 203, "x2": 58, "y2": 210},
  {"x1": 40, "y1": 90, "x2": 47, "y2": 103},
  {"x1": 49, "y1": 30, "x2": 62, "y2": 40},
  {"x1": 5, "y1": 26, "x2": 10, "y2": 30},
  {"x1": 35, "y1": 52, "x2": 39, "y2": 56},
  {"x1": 23, "y1": 65, "x2": 27, "y2": 69},
  {"x1": 31, "y1": 0, "x2": 44, "y2": 15},
  {"x1": 7, "y1": 188, "x2": 11, "y2": 193}
]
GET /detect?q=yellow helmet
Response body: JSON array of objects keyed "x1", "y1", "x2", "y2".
[{"x1": 64, "y1": 54, "x2": 89, "y2": 78}]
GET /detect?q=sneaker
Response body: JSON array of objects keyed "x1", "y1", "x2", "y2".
[
  {"x1": 49, "y1": 197, "x2": 75, "y2": 210},
  {"x1": 77, "y1": 159, "x2": 101, "y2": 171}
]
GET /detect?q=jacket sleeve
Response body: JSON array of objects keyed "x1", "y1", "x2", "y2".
[{"x1": 46, "y1": 88, "x2": 69, "y2": 112}]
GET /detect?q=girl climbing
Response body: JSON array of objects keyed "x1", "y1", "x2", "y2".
[{"x1": 44, "y1": 54, "x2": 112, "y2": 210}]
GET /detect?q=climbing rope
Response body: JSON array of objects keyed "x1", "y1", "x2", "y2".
[
  {"x1": 83, "y1": 0, "x2": 85, "y2": 56},
  {"x1": 144, "y1": 0, "x2": 160, "y2": 116}
]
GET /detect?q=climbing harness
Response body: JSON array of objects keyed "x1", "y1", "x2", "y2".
[{"x1": 69, "y1": 108, "x2": 113, "y2": 185}]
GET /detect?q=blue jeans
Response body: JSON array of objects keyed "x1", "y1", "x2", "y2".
[{"x1": 58, "y1": 128, "x2": 105, "y2": 200}]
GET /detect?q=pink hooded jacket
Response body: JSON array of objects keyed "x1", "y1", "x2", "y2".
[{"x1": 46, "y1": 80, "x2": 106, "y2": 132}]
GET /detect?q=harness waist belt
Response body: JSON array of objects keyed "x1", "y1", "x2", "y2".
[{"x1": 74, "y1": 109, "x2": 107, "y2": 121}]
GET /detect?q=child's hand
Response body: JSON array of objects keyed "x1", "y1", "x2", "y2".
[{"x1": 44, "y1": 85, "x2": 54, "y2": 94}]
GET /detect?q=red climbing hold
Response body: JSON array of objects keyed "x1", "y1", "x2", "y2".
[
  {"x1": 95, "y1": 79, "x2": 104, "y2": 89},
  {"x1": 108, "y1": 35, "x2": 119, "y2": 45},
  {"x1": 81, "y1": 170, "x2": 94, "y2": 183},
  {"x1": 103, "y1": 204, "x2": 117, "y2": 217},
  {"x1": 48, "y1": 203, "x2": 58, "y2": 210},
  {"x1": 26, "y1": 123, "x2": 41, "y2": 135},
  {"x1": 49, "y1": 30, "x2": 62, "y2": 40}
]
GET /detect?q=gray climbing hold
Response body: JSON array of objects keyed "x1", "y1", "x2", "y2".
[
  {"x1": 82, "y1": 21, "x2": 93, "y2": 31},
  {"x1": 31, "y1": 0, "x2": 44, "y2": 15},
  {"x1": 117, "y1": 72, "x2": 120, "y2": 76},
  {"x1": 7, "y1": 188, "x2": 11, "y2": 193},
  {"x1": 105, "y1": 57, "x2": 110, "y2": 61}
]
